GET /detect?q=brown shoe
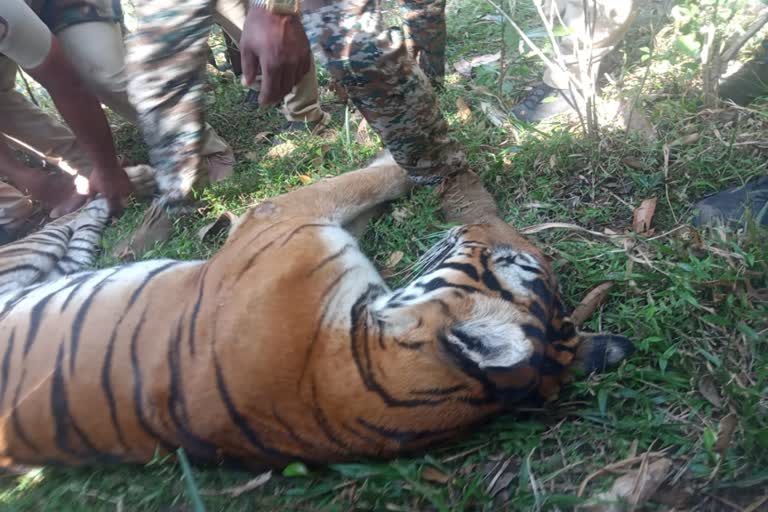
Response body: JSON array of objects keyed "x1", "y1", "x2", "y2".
[
  {"x1": 111, "y1": 202, "x2": 173, "y2": 261},
  {"x1": 203, "y1": 145, "x2": 236, "y2": 183},
  {"x1": 438, "y1": 171, "x2": 500, "y2": 225}
]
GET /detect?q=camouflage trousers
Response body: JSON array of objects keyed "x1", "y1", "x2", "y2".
[
  {"x1": 398, "y1": 0, "x2": 447, "y2": 86},
  {"x1": 126, "y1": 0, "x2": 467, "y2": 209}
]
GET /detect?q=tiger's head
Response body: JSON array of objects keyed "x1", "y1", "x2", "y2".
[{"x1": 371, "y1": 219, "x2": 634, "y2": 407}]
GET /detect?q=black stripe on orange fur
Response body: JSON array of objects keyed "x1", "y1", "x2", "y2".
[
  {"x1": 167, "y1": 317, "x2": 219, "y2": 460},
  {"x1": 350, "y1": 285, "x2": 453, "y2": 408},
  {"x1": 52, "y1": 342, "x2": 119, "y2": 462},
  {"x1": 212, "y1": 350, "x2": 302, "y2": 464},
  {"x1": 69, "y1": 270, "x2": 121, "y2": 373},
  {"x1": 187, "y1": 264, "x2": 209, "y2": 356},
  {"x1": 24, "y1": 274, "x2": 92, "y2": 357},
  {"x1": 130, "y1": 309, "x2": 176, "y2": 451},
  {"x1": 0, "y1": 328, "x2": 15, "y2": 408},
  {"x1": 11, "y1": 368, "x2": 39, "y2": 453}
]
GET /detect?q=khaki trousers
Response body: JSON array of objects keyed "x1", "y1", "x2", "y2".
[
  {"x1": 0, "y1": 181, "x2": 34, "y2": 233},
  {"x1": 542, "y1": 0, "x2": 636, "y2": 90},
  {"x1": 0, "y1": 56, "x2": 94, "y2": 175}
]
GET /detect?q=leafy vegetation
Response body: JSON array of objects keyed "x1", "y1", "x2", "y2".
[{"x1": 1, "y1": 0, "x2": 766, "y2": 510}]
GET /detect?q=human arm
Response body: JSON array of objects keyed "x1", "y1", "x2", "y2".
[
  {"x1": 0, "y1": 0, "x2": 132, "y2": 211},
  {"x1": 26, "y1": 38, "x2": 133, "y2": 210},
  {"x1": 240, "y1": 0, "x2": 311, "y2": 105}
]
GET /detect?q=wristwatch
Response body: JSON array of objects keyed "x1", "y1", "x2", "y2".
[{"x1": 250, "y1": 0, "x2": 301, "y2": 15}]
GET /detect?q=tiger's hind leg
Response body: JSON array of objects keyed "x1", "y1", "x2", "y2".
[
  {"x1": 244, "y1": 151, "x2": 412, "y2": 228},
  {"x1": 0, "y1": 199, "x2": 110, "y2": 294}
]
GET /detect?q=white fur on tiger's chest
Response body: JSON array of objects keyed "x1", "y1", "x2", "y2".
[{"x1": 316, "y1": 225, "x2": 388, "y2": 310}]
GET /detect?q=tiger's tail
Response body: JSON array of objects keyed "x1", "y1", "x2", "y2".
[{"x1": 0, "y1": 198, "x2": 110, "y2": 294}]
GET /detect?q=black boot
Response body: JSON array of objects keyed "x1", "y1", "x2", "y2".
[
  {"x1": 692, "y1": 176, "x2": 768, "y2": 228},
  {"x1": 719, "y1": 38, "x2": 768, "y2": 106},
  {"x1": 510, "y1": 83, "x2": 576, "y2": 123},
  {"x1": 244, "y1": 89, "x2": 260, "y2": 108}
]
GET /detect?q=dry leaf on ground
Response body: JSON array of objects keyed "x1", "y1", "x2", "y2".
[
  {"x1": 253, "y1": 131, "x2": 272, "y2": 144},
  {"x1": 422, "y1": 467, "x2": 451, "y2": 484},
  {"x1": 299, "y1": 174, "x2": 313, "y2": 185},
  {"x1": 454, "y1": 52, "x2": 501, "y2": 77},
  {"x1": 356, "y1": 119, "x2": 372, "y2": 145},
  {"x1": 386, "y1": 251, "x2": 404, "y2": 268},
  {"x1": 619, "y1": 102, "x2": 658, "y2": 142},
  {"x1": 632, "y1": 198, "x2": 657, "y2": 234},
  {"x1": 595, "y1": 100, "x2": 657, "y2": 142},
  {"x1": 479, "y1": 102, "x2": 508, "y2": 128},
  {"x1": 456, "y1": 97, "x2": 472, "y2": 122},
  {"x1": 698, "y1": 376, "x2": 724, "y2": 408},
  {"x1": 571, "y1": 282, "x2": 614, "y2": 326},
  {"x1": 715, "y1": 413, "x2": 739, "y2": 454},
  {"x1": 392, "y1": 207, "x2": 412, "y2": 224},
  {"x1": 267, "y1": 141, "x2": 297, "y2": 158},
  {"x1": 201, "y1": 471, "x2": 272, "y2": 497},
  {"x1": 622, "y1": 157, "x2": 646, "y2": 170},
  {"x1": 478, "y1": 14, "x2": 503, "y2": 23},
  {"x1": 522, "y1": 202, "x2": 552, "y2": 210},
  {"x1": 668, "y1": 132, "x2": 701, "y2": 147},
  {"x1": 587, "y1": 458, "x2": 672, "y2": 512},
  {"x1": 197, "y1": 211, "x2": 237, "y2": 242},
  {"x1": 489, "y1": 472, "x2": 515, "y2": 497},
  {"x1": 486, "y1": 457, "x2": 513, "y2": 495}
]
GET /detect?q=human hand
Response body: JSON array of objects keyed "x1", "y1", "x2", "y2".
[
  {"x1": 240, "y1": 7, "x2": 311, "y2": 106},
  {"x1": 88, "y1": 166, "x2": 135, "y2": 214}
]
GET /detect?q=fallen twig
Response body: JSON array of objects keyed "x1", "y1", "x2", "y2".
[
  {"x1": 201, "y1": 471, "x2": 272, "y2": 497},
  {"x1": 520, "y1": 222, "x2": 620, "y2": 239},
  {"x1": 571, "y1": 282, "x2": 614, "y2": 327}
]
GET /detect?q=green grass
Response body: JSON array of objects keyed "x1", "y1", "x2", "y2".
[{"x1": 2, "y1": 1, "x2": 767, "y2": 510}]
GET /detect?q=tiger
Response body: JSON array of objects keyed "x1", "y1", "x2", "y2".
[{"x1": 0, "y1": 154, "x2": 634, "y2": 469}]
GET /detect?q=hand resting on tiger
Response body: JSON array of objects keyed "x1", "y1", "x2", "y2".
[{"x1": 0, "y1": 154, "x2": 633, "y2": 469}]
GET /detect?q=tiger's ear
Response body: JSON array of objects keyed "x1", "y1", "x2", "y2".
[
  {"x1": 571, "y1": 333, "x2": 634, "y2": 374},
  {"x1": 446, "y1": 319, "x2": 534, "y2": 369}
]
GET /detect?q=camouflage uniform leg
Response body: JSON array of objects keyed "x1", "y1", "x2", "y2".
[
  {"x1": 398, "y1": 0, "x2": 447, "y2": 86},
  {"x1": 125, "y1": 0, "x2": 215, "y2": 210},
  {"x1": 302, "y1": 0, "x2": 466, "y2": 184}
]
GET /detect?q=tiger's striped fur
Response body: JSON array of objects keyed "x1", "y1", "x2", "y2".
[{"x1": 0, "y1": 156, "x2": 633, "y2": 468}]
